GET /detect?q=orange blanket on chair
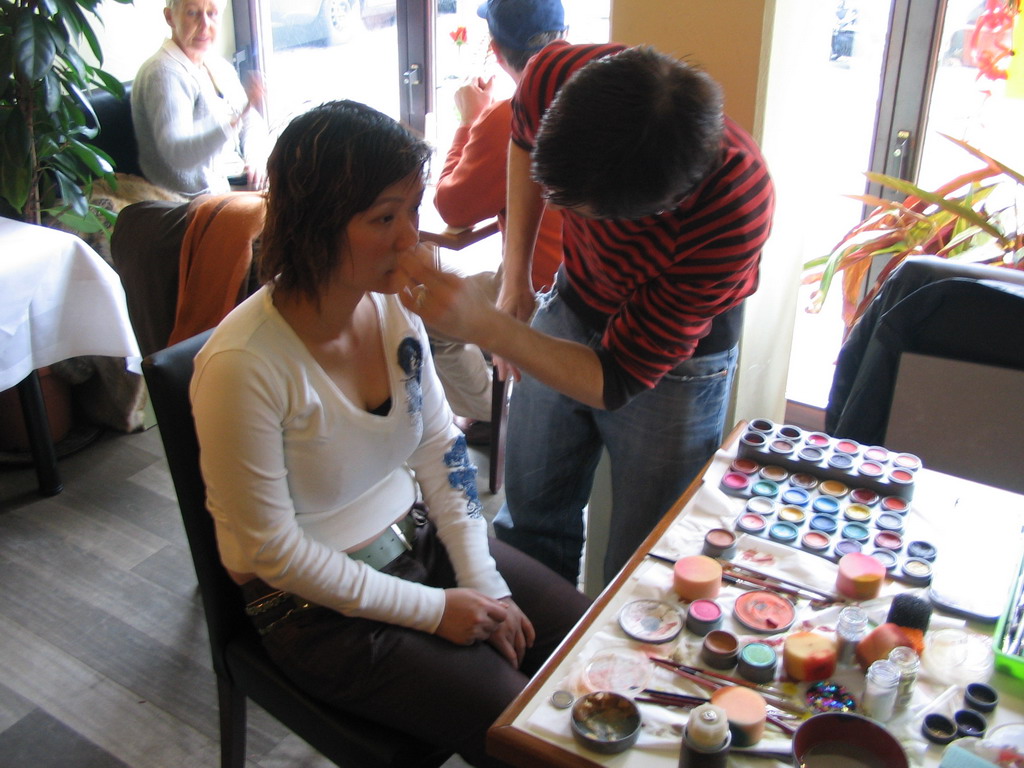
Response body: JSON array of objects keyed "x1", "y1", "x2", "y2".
[{"x1": 168, "y1": 192, "x2": 266, "y2": 346}]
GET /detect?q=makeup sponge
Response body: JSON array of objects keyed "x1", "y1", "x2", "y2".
[
  {"x1": 887, "y1": 593, "x2": 932, "y2": 633},
  {"x1": 855, "y1": 622, "x2": 925, "y2": 671}
]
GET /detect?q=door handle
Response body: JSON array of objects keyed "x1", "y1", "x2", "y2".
[{"x1": 892, "y1": 129, "x2": 912, "y2": 180}]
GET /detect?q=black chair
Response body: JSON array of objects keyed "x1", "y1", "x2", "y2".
[
  {"x1": 827, "y1": 256, "x2": 1024, "y2": 442},
  {"x1": 143, "y1": 331, "x2": 451, "y2": 768},
  {"x1": 86, "y1": 83, "x2": 144, "y2": 178}
]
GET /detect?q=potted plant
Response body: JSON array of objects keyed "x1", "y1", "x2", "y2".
[
  {"x1": 801, "y1": 133, "x2": 1024, "y2": 335},
  {"x1": 0, "y1": 0, "x2": 132, "y2": 452},
  {"x1": 1, "y1": 0, "x2": 132, "y2": 232}
]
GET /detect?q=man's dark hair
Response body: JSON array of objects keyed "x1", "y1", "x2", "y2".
[
  {"x1": 493, "y1": 30, "x2": 565, "y2": 72},
  {"x1": 259, "y1": 100, "x2": 431, "y2": 300},
  {"x1": 532, "y1": 46, "x2": 724, "y2": 220}
]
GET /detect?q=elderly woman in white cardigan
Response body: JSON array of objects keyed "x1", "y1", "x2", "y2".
[{"x1": 132, "y1": 0, "x2": 269, "y2": 196}]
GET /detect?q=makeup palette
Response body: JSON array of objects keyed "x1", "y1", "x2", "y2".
[
  {"x1": 721, "y1": 419, "x2": 937, "y2": 586},
  {"x1": 733, "y1": 418, "x2": 922, "y2": 500}
]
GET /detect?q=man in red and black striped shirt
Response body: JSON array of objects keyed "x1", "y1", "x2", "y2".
[{"x1": 402, "y1": 41, "x2": 774, "y2": 586}]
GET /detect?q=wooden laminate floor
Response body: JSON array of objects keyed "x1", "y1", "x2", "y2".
[{"x1": 0, "y1": 425, "x2": 499, "y2": 768}]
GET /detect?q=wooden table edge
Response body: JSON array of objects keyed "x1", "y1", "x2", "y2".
[{"x1": 486, "y1": 420, "x2": 748, "y2": 765}]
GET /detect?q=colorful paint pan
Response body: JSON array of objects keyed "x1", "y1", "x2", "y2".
[
  {"x1": 769, "y1": 439, "x2": 796, "y2": 456},
  {"x1": 730, "y1": 457, "x2": 760, "y2": 475},
  {"x1": 741, "y1": 431, "x2": 768, "y2": 449},
  {"x1": 819, "y1": 480, "x2": 849, "y2": 498},
  {"x1": 751, "y1": 480, "x2": 780, "y2": 498},
  {"x1": 737, "y1": 513, "x2": 769, "y2": 535},
  {"x1": 781, "y1": 488, "x2": 810, "y2": 507},
  {"x1": 874, "y1": 530, "x2": 904, "y2": 551},
  {"x1": 875, "y1": 512, "x2": 904, "y2": 532},
  {"x1": 850, "y1": 488, "x2": 880, "y2": 506},
  {"x1": 748, "y1": 418, "x2": 775, "y2": 434},
  {"x1": 809, "y1": 514, "x2": 839, "y2": 534},
  {"x1": 812, "y1": 496, "x2": 840, "y2": 515},
  {"x1": 827, "y1": 453, "x2": 855, "y2": 471},
  {"x1": 703, "y1": 528, "x2": 737, "y2": 559},
  {"x1": 777, "y1": 506, "x2": 807, "y2": 526},
  {"x1": 833, "y1": 538, "x2": 863, "y2": 559},
  {"x1": 843, "y1": 503, "x2": 872, "y2": 522},
  {"x1": 871, "y1": 549, "x2": 899, "y2": 571},
  {"x1": 864, "y1": 446, "x2": 890, "y2": 463},
  {"x1": 778, "y1": 425, "x2": 803, "y2": 441},
  {"x1": 801, "y1": 531, "x2": 831, "y2": 554},
  {"x1": 733, "y1": 591, "x2": 796, "y2": 634},
  {"x1": 721, "y1": 472, "x2": 752, "y2": 492},
  {"x1": 857, "y1": 461, "x2": 885, "y2": 478},
  {"x1": 745, "y1": 497, "x2": 776, "y2": 516},
  {"x1": 798, "y1": 446, "x2": 825, "y2": 463},
  {"x1": 759, "y1": 465, "x2": 789, "y2": 483},
  {"x1": 737, "y1": 642, "x2": 778, "y2": 683},
  {"x1": 888, "y1": 468, "x2": 916, "y2": 486},
  {"x1": 841, "y1": 523, "x2": 870, "y2": 542},
  {"x1": 893, "y1": 452, "x2": 922, "y2": 471},
  {"x1": 790, "y1": 472, "x2": 819, "y2": 491},
  {"x1": 901, "y1": 557, "x2": 934, "y2": 585},
  {"x1": 881, "y1": 496, "x2": 910, "y2": 515},
  {"x1": 686, "y1": 599, "x2": 724, "y2": 636},
  {"x1": 804, "y1": 432, "x2": 831, "y2": 447},
  {"x1": 906, "y1": 540, "x2": 937, "y2": 561},
  {"x1": 834, "y1": 439, "x2": 861, "y2": 456},
  {"x1": 768, "y1": 521, "x2": 800, "y2": 544}
]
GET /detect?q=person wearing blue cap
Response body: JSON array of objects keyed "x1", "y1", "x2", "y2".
[{"x1": 432, "y1": 0, "x2": 568, "y2": 445}]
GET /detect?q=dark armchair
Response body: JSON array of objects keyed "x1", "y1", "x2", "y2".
[{"x1": 143, "y1": 331, "x2": 451, "y2": 768}]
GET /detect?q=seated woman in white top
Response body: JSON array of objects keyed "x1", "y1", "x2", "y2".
[
  {"x1": 132, "y1": 0, "x2": 269, "y2": 196},
  {"x1": 190, "y1": 99, "x2": 589, "y2": 768}
]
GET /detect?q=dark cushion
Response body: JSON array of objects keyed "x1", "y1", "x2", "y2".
[
  {"x1": 87, "y1": 83, "x2": 143, "y2": 178},
  {"x1": 111, "y1": 199, "x2": 192, "y2": 358}
]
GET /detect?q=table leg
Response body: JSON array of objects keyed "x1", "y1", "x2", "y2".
[{"x1": 16, "y1": 371, "x2": 63, "y2": 496}]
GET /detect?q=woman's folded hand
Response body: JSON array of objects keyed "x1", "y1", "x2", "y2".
[
  {"x1": 487, "y1": 597, "x2": 536, "y2": 668},
  {"x1": 436, "y1": 588, "x2": 508, "y2": 646}
]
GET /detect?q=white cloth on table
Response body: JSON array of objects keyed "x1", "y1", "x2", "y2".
[{"x1": 0, "y1": 217, "x2": 141, "y2": 392}]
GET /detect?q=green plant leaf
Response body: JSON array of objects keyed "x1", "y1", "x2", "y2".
[
  {"x1": 14, "y1": 12, "x2": 57, "y2": 82},
  {"x1": 0, "y1": 107, "x2": 32, "y2": 211},
  {"x1": 940, "y1": 133, "x2": 1024, "y2": 188},
  {"x1": 865, "y1": 171, "x2": 1006, "y2": 242}
]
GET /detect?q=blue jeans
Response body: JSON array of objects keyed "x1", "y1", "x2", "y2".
[{"x1": 494, "y1": 288, "x2": 738, "y2": 585}]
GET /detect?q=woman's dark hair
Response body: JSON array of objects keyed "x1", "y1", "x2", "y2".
[
  {"x1": 259, "y1": 100, "x2": 431, "y2": 299},
  {"x1": 532, "y1": 46, "x2": 724, "y2": 220}
]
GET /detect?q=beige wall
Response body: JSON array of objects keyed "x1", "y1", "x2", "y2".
[{"x1": 610, "y1": 0, "x2": 772, "y2": 137}]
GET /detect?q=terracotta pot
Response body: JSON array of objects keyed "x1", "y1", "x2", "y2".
[{"x1": 0, "y1": 367, "x2": 73, "y2": 453}]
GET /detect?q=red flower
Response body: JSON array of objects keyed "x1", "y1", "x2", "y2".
[{"x1": 450, "y1": 26, "x2": 467, "y2": 46}]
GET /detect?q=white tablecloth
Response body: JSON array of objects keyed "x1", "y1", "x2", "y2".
[
  {"x1": 509, "y1": 438, "x2": 1024, "y2": 767},
  {"x1": 0, "y1": 217, "x2": 140, "y2": 392}
]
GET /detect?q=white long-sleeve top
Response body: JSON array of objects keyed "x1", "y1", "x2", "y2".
[
  {"x1": 132, "y1": 39, "x2": 269, "y2": 196},
  {"x1": 190, "y1": 287, "x2": 509, "y2": 633}
]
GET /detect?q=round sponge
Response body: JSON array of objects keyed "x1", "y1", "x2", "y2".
[{"x1": 673, "y1": 555, "x2": 723, "y2": 601}]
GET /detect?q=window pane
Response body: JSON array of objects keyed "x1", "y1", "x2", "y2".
[
  {"x1": 259, "y1": 0, "x2": 400, "y2": 132},
  {"x1": 778, "y1": 0, "x2": 895, "y2": 409},
  {"x1": 917, "y1": 0, "x2": 1023, "y2": 190},
  {"x1": 428, "y1": 0, "x2": 610, "y2": 171}
]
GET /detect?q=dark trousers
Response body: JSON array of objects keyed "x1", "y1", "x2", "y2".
[{"x1": 247, "y1": 523, "x2": 591, "y2": 767}]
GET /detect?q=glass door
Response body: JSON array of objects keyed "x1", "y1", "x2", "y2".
[
  {"x1": 780, "y1": 0, "x2": 900, "y2": 409},
  {"x1": 917, "y1": 0, "x2": 1023, "y2": 189}
]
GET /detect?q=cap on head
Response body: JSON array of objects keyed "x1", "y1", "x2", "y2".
[{"x1": 477, "y1": 0, "x2": 566, "y2": 51}]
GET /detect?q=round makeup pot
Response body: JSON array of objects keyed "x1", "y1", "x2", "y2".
[
  {"x1": 570, "y1": 691, "x2": 642, "y2": 754},
  {"x1": 964, "y1": 682, "x2": 999, "y2": 713}
]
